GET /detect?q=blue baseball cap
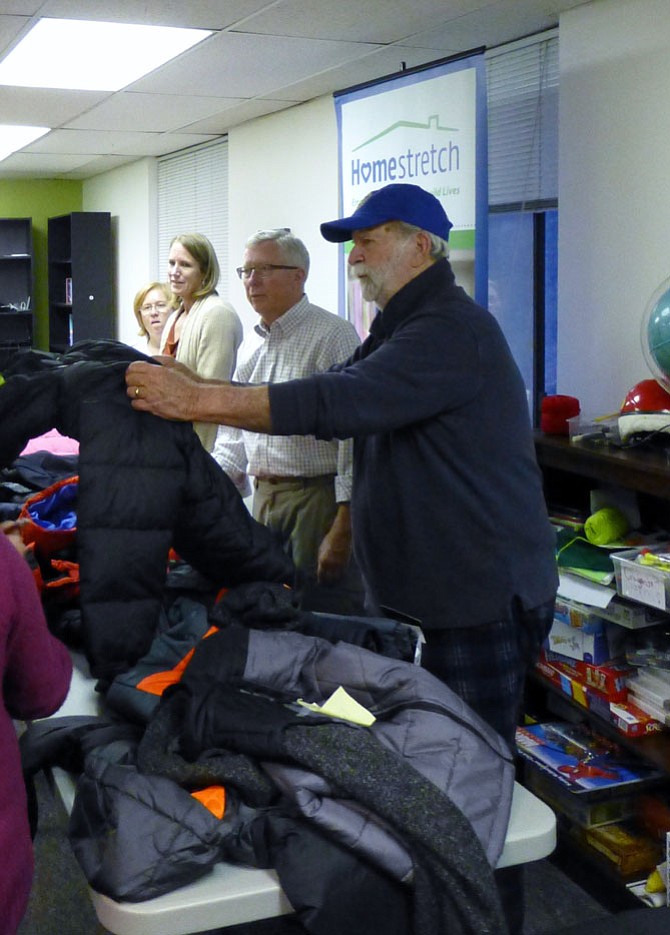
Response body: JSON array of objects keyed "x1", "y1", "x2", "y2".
[{"x1": 320, "y1": 183, "x2": 453, "y2": 243}]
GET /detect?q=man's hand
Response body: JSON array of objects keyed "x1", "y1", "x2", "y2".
[
  {"x1": 125, "y1": 358, "x2": 202, "y2": 421},
  {"x1": 317, "y1": 503, "x2": 352, "y2": 584},
  {"x1": 126, "y1": 358, "x2": 273, "y2": 432},
  {"x1": 1, "y1": 520, "x2": 27, "y2": 556}
]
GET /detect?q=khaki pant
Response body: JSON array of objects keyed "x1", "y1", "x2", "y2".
[{"x1": 253, "y1": 475, "x2": 365, "y2": 614}]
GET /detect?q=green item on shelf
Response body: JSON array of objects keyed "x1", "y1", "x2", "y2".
[{"x1": 555, "y1": 526, "x2": 616, "y2": 583}]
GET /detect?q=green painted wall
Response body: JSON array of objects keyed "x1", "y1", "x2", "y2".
[{"x1": 0, "y1": 180, "x2": 82, "y2": 348}]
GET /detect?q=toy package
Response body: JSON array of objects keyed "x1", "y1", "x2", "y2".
[{"x1": 516, "y1": 721, "x2": 664, "y2": 793}]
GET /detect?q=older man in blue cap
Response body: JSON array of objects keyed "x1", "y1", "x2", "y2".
[{"x1": 126, "y1": 183, "x2": 557, "y2": 929}]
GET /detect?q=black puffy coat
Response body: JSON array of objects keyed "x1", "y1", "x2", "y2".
[{"x1": 0, "y1": 342, "x2": 295, "y2": 680}]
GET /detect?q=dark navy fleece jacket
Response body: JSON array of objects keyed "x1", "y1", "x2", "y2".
[{"x1": 268, "y1": 258, "x2": 557, "y2": 630}]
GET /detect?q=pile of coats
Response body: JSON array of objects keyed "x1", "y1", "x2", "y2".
[{"x1": 2, "y1": 344, "x2": 515, "y2": 935}]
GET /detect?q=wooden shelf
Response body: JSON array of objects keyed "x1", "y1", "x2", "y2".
[
  {"x1": 549, "y1": 834, "x2": 645, "y2": 912},
  {"x1": 527, "y1": 669, "x2": 670, "y2": 773},
  {"x1": 535, "y1": 432, "x2": 670, "y2": 500},
  {"x1": 536, "y1": 431, "x2": 670, "y2": 531},
  {"x1": 531, "y1": 430, "x2": 670, "y2": 904}
]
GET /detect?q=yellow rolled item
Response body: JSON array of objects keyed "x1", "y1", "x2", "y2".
[{"x1": 584, "y1": 506, "x2": 629, "y2": 545}]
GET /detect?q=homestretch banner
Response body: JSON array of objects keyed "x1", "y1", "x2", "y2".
[{"x1": 334, "y1": 50, "x2": 487, "y2": 333}]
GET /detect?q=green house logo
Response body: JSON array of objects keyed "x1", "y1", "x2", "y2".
[
  {"x1": 349, "y1": 113, "x2": 461, "y2": 188},
  {"x1": 353, "y1": 114, "x2": 459, "y2": 151}
]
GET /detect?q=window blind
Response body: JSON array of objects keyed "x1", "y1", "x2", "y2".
[
  {"x1": 486, "y1": 31, "x2": 558, "y2": 209},
  {"x1": 157, "y1": 137, "x2": 230, "y2": 297}
]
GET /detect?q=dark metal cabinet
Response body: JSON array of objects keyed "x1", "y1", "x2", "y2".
[
  {"x1": 0, "y1": 217, "x2": 33, "y2": 348},
  {"x1": 48, "y1": 212, "x2": 113, "y2": 352}
]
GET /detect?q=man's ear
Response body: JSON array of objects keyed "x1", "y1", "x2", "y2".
[{"x1": 411, "y1": 230, "x2": 434, "y2": 267}]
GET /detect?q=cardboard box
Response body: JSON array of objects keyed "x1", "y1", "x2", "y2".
[
  {"x1": 547, "y1": 617, "x2": 611, "y2": 665},
  {"x1": 593, "y1": 597, "x2": 669, "y2": 631},
  {"x1": 549, "y1": 598, "x2": 627, "y2": 664},
  {"x1": 526, "y1": 761, "x2": 634, "y2": 829},
  {"x1": 553, "y1": 598, "x2": 603, "y2": 629},
  {"x1": 582, "y1": 822, "x2": 661, "y2": 878},
  {"x1": 535, "y1": 651, "x2": 665, "y2": 736},
  {"x1": 535, "y1": 651, "x2": 611, "y2": 717},
  {"x1": 609, "y1": 699, "x2": 665, "y2": 737},
  {"x1": 516, "y1": 721, "x2": 664, "y2": 793},
  {"x1": 575, "y1": 659, "x2": 633, "y2": 703}
]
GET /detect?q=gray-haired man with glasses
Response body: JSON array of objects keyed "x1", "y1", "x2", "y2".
[{"x1": 214, "y1": 229, "x2": 365, "y2": 613}]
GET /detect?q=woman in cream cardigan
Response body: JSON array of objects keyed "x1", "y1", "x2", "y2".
[{"x1": 161, "y1": 233, "x2": 243, "y2": 451}]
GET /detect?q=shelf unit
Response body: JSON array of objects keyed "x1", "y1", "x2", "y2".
[
  {"x1": 48, "y1": 212, "x2": 113, "y2": 352},
  {"x1": 530, "y1": 432, "x2": 670, "y2": 909},
  {"x1": 0, "y1": 217, "x2": 33, "y2": 349}
]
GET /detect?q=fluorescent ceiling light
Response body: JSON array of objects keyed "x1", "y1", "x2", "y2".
[
  {"x1": 0, "y1": 124, "x2": 49, "y2": 162},
  {"x1": 0, "y1": 18, "x2": 213, "y2": 92}
]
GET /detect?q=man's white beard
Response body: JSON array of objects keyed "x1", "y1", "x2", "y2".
[{"x1": 354, "y1": 265, "x2": 384, "y2": 304}]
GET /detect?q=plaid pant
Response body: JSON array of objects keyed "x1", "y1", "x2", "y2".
[
  {"x1": 422, "y1": 597, "x2": 555, "y2": 935},
  {"x1": 421, "y1": 598, "x2": 555, "y2": 749}
]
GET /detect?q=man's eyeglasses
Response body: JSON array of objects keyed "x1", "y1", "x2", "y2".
[
  {"x1": 140, "y1": 302, "x2": 169, "y2": 313},
  {"x1": 236, "y1": 264, "x2": 299, "y2": 280}
]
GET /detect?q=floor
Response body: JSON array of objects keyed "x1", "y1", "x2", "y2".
[{"x1": 17, "y1": 773, "x2": 621, "y2": 935}]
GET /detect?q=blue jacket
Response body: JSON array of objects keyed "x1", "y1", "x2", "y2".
[{"x1": 269, "y1": 259, "x2": 558, "y2": 630}]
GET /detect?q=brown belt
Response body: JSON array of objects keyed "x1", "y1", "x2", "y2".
[{"x1": 253, "y1": 474, "x2": 335, "y2": 489}]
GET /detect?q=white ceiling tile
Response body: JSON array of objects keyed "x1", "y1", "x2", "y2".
[
  {"x1": 35, "y1": 0, "x2": 275, "y2": 29},
  {"x1": 0, "y1": 0, "x2": 593, "y2": 178},
  {"x1": 266, "y1": 46, "x2": 464, "y2": 104},
  {"x1": 183, "y1": 98, "x2": 297, "y2": 134},
  {"x1": 17, "y1": 125, "x2": 220, "y2": 162},
  {"x1": 0, "y1": 150, "x2": 96, "y2": 175},
  {"x1": 0, "y1": 86, "x2": 107, "y2": 127},
  {"x1": 64, "y1": 154, "x2": 155, "y2": 178},
  {"x1": 66, "y1": 91, "x2": 245, "y2": 133},
  {"x1": 120, "y1": 131, "x2": 221, "y2": 156},
  {"x1": 398, "y1": 0, "x2": 564, "y2": 52},
  {"x1": 0, "y1": 2, "x2": 42, "y2": 13},
  {"x1": 0, "y1": 13, "x2": 32, "y2": 47},
  {"x1": 235, "y1": 0, "x2": 487, "y2": 43},
  {"x1": 130, "y1": 30, "x2": 383, "y2": 99},
  {"x1": 24, "y1": 127, "x2": 166, "y2": 155}
]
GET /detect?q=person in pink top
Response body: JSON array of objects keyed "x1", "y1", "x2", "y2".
[{"x1": 0, "y1": 525, "x2": 72, "y2": 935}]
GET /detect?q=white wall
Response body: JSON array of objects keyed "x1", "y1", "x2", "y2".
[
  {"x1": 83, "y1": 157, "x2": 157, "y2": 345},
  {"x1": 227, "y1": 95, "x2": 341, "y2": 334},
  {"x1": 558, "y1": 0, "x2": 670, "y2": 415},
  {"x1": 82, "y1": 97, "x2": 341, "y2": 344}
]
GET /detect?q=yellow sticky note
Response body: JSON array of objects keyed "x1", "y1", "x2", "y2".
[{"x1": 297, "y1": 686, "x2": 376, "y2": 727}]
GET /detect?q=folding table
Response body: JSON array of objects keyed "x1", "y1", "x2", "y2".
[{"x1": 49, "y1": 653, "x2": 556, "y2": 935}]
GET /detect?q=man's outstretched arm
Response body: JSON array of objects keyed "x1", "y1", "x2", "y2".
[{"x1": 125, "y1": 358, "x2": 273, "y2": 432}]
